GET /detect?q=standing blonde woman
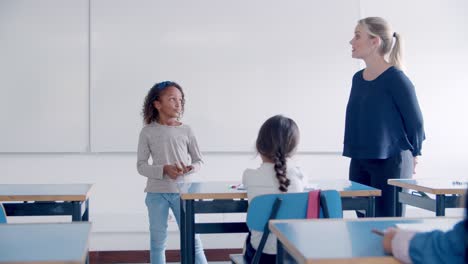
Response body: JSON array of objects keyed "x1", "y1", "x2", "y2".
[{"x1": 343, "y1": 17, "x2": 425, "y2": 217}]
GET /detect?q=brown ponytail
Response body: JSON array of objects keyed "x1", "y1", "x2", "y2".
[
  {"x1": 256, "y1": 115, "x2": 299, "y2": 192},
  {"x1": 274, "y1": 151, "x2": 290, "y2": 192}
]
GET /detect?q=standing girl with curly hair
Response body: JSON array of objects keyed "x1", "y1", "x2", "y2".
[{"x1": 137, "y1": 81, "x2": 208, "y2": 264}]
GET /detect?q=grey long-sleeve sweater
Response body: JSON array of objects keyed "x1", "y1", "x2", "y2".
[{"x1": 137, "y1": 122, "x2": 203, "y2": 193}]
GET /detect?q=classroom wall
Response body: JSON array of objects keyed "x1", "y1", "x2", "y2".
[{"x1": 1, "y1": 0, "x2": 468, "y2": 251}]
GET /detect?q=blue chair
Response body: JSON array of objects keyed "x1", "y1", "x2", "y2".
[
  {"x1": 230, "y1": 190, "x2": 343, "y2": 264},
  {"x1": 320, "y1": 190, "x2": 343, "y2": 218},
  {"x1": 0, "y1": 203, "x2": 7, "y2": 223}
]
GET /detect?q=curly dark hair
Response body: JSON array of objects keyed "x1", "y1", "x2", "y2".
[
  {"x1": 255, "y1": 115, "x2": 300, "y2": 192},
  {"x1": 141, "y1": 81, "x2": 185, "y2": 125}
]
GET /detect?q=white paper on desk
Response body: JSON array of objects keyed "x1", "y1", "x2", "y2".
[
  {"x1": 236, "y1": 184, "x2": 246, "y2": 190},
  {"x1": 395, "y1": 219, "x2": 460, "y2": 232}
]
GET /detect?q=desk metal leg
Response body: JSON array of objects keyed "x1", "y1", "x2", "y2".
[
  {"x1": 276, "y1": 241, "x2": 284, "y2": 264},
  {"x1": 277, "y1": 240, "x2": 296, "y2": 264},
  {"x1": 180, "y1": 199, "x2": 187, "y2": 264},
  {"x1": 72, "y1": 201, "x2": 81, "y2": 222},
  {"x1": 393, "y1": 186, "x2": 403, "y2": 217},
  {"x1": 181, "y1": 199, "x2": 195, "y2": 264},
  {"x1": 367, "y1": 196, "x2": 375, "y2": 217},
  {"x1": 82, "y1": 199, "x2": 89, "y2": 221},
  {"x1": 436, "y1": 195, "x2": 446, "y2": 216}
]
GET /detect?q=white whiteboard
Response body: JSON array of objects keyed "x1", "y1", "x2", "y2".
[
  {"x1": 90, "y1": 0, "x2": 361, "y2": 152},
  {"x1": 0, "y1": 0, "x2": 89, "y2": 152},
  {"x1": 3, "y1": 1, "x2": 465, "y2": 154}
]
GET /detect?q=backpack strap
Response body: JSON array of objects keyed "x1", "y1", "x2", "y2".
[{"x1": 307, "y1": 190, "x2": 321, "y2": 219}]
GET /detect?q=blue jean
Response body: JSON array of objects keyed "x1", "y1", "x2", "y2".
[{"x1": 145, "y1": 193, "x2": 208, "y2": 264}]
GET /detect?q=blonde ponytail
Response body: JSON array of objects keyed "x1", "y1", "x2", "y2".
[
  {"x1": 389, "y1": 32, "x2": 404, "y2": 69},
  {"x1": 359, "y1": 17, "x2": 405, "y2": 69}
]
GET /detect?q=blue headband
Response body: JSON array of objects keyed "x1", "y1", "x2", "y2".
[{"x1": 156, "y1": 81, "x2": 172, "y2": 90}]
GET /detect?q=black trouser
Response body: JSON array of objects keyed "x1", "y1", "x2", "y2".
[
  {"x1": 243, "y1": 232, "x2": 276, "y2": 264},
  {"x1": 349, "y1": 150, "x2": 413, "y2": 217}
]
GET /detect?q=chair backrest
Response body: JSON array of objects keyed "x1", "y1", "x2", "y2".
[
  {"x1": 246, "y1": 190, "x2": 343, "y2": 231},
  {"x1": 320, "y1": 190, "x2": 343, "y2": 218},
  {"x1": 245, "y1": 190, "x2": 343, "y2": 264},
  {"x1": 0, "y1": 203, "x2": 7, "y2": 223},
  {"x1": 247, "y1": 192, "x2": 308, "y2": 231}
]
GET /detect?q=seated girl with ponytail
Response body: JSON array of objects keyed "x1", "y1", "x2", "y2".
[{"x1": 242, "y1": 115, "x2": 307, "y2": 263}]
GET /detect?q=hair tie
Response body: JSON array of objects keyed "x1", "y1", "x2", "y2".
[{"x1": 393, "y1": 32, "x2": 397, "y2": 38}]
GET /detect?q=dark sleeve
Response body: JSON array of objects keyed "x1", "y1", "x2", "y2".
[
  {"x1": 409, "y1": 221, "x2": 466, "y2": 264},
  {"x1": 388, "y1": 72, "x2": 425, "y2": 156}
]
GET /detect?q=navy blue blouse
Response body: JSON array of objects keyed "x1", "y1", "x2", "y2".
[{"x1": 343, "y1": 66, "x2": 425, "y2": 159}]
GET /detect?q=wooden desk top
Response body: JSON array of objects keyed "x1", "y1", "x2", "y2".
[
  {"x1": 269, "y1": 217, "x2": 461, "y2": 264},
  {"x1": 180, "y1": 180, "x2": 381, "y2": 200},
  {"x1": 0, "y1": 222, "x2": 91, "y2": 264},
  {"x1": 0, "y1": 184, "x2": 93, "y2": 201},
  {"x1": 387, "y1": 178, "x2": 468, "y2": 195}
]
